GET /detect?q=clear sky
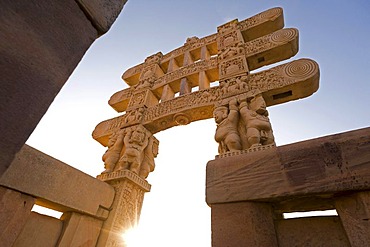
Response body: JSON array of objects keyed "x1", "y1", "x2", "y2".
[{"x1": 27, "y1": 1, "x2": 370, "y2": 246}]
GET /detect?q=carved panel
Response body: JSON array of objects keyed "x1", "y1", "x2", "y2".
[
  {"x1": 217, "y1": 30, "x2": 244, "y2": 51},
  {"x1": 239, "y1": 7, "x2": 283, "y2": 31},
  {"x1": 219, "y1": 55, "x2": 249, "y2": 80},
  {"x1": 244, "y1": 28, "x2": 298, "y2": 57}
]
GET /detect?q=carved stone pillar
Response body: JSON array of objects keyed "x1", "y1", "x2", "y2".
[{"x1": 96, "y1": 170, "x2": 151, "y2": 247}]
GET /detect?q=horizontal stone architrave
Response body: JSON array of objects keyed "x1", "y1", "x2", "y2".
[
  {"x1": 109, "y1": 28, "x2": 299, "y2": 112},
  {"x1": 93, "y1": 58, "x2": 319, "y2": 146},
  {"x1": 206, "y1": 127, "x2": 370, "y2": 205},
  {"x1": 121, "y1": 7, "x2": 284, "y2": 87},
  {"x1": 0, "y1": 145, "x2": 115, "y2": 220}
]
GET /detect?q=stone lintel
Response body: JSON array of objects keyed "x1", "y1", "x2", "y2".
[
  {"x1": 97, "y1": 169, "x2": 151, "y2": 192},
  {"x1": 206, "y1": 127, "x2": 370, "y2": 205},
  {"x1": 119, "y1": 7, "x2": 285, "y2": 94},
  {"x1": 76, "y1": 0, "x2": 128, "y2": 35},
  {"x1": 0, "y1": 145, "x2": 115, "y2": 219},
  {"x1": 239, "y1": 7, "x2": 284, "y2": 41},
  {"x1": 109, "y1": 28, "x2": 298, "y2": 113},
  {"x1": 93, "y1": 58, "x2": 319, "y2": 146}
]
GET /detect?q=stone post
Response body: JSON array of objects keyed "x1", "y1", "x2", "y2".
[{"x1": 96, "y1": 170, "x2": 151, "y2": 247}]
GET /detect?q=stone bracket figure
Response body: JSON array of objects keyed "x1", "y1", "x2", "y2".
[
  {"x1": 214, "y1": 98, "x2": 242, "y2": 154},
  {"x1": 213, "y1": 90, "x2": 275, "y2": 155},
  {"x1": 238, "y1": 90, "x2": 275, "y2": 148},
  {"x1": 102, "y1": 130, "x2": 125, "y2": 174},
  {"x1": 101, "y1": 124, "x2": 159, "y2": 179}
]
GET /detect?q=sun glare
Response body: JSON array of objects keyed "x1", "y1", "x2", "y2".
[{"x1": 122, "y1": 225, "x2": 148, "y2": 247}]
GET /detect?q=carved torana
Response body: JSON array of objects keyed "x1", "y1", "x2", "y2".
[
  {"x1": 92, "y1": 7, "x2": 321, "y2": 246},
  {"x1": 94, "y1": 6, "x2": 319, "y2": 169}
]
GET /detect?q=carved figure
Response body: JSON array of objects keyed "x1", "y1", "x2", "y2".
[
  {"x1": 235, "y1": 75, "x2": 249, "y2": 91},
  {"x1": 239, "y1": 91, "x2": 274, "y2": 148},
  {"x1": 214, "y1": 98, "x2": 242, "y2": 153},
  {"x1": 117, "y1": 125, "x2": 149, "y2": 174},
  {"x1": 102, "y1": 130, "x2": 125, "y2": 173},
  {"x1": 219, "y1": 43, "x2": 244, "y2": 60},
  {"x1": 139, "y1": 136, "x2": 159, "y2": 178}
]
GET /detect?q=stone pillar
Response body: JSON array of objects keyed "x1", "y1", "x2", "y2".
[
  {"x1": 211, "y1": 201, "x2": 278, "y2": 247},
  {"x1": 161, "y1": 84, "x2": 175, "y2": 102},
  {"x1": 96, "y1": 170, "x2": 151, "y2": 247},
  {"x1": 335, "y1": 191, "x2": 370, "y2": 247},
  {"x1": 199, "y1": 71, "x2": 210, "y2": 90},
  {"x1": 0, "y1": 186, "x2": 35, "y2": 247},
  {"x1": 58, "y1": 212, "x2": 104, "y2": 247},
  {"x1": 180, "y1": 78, "x2": 192, "y2": 95}
]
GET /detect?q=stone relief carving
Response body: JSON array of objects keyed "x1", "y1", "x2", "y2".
[
  {"x1": 219, "y1": 75, "x2": 249, "y2": 98},
  {"x1": 144, "y1": 52, "x2": 163, "y2": 65},
  {"x1": 244, "y1": 28, "x2": 298, "y2": 56},
  {"x1": 218, "y1": 30, "x2": 241, "y2": 50},
  {"x1": 219, "y1": 56, "x2": 248, "y2": 79},
  {"x1": 101, "y1": 125, "x2": 159, "y2": 178},
  {"x1": 213, "y1": 91, "x2": 275, "y2": 154},
  {"x1": 238, "y1": 7, "x2": 282, "y2": 31},
  {"x1": 185, "y1": 36, "x2": 199, "y2": 46},
  {"x1": 102, "y1": 130, "x2": 125, "y2": 173},
  {"x1": 238, "y1": 90, "x2": 275, "y2": 148},
  {"x1": 219, "y1": 43, "x2": 245, "y2": 60},
  {"x1": 214, "y1": 98, "x2": 242, "y2": 153},
  {"x1": 217, "y1": 19, "x2": 239, "y2": 34}
]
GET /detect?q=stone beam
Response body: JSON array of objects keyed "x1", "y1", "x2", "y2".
[
  {"x1": 206, "y1": 127, "x2": 370, "y2": 204},
  {"x1": 93, "y1": 58, "x2": 319, "y2": 146},
  {"x1": 109, "y1": 28, "x2": 298, "y2": 113},
  {"x1": 0, "y1": 145, "x2": 115, "y2": 219},
  {"x1": 121, "y1": 7, "x2": 284, "y2": 87}
]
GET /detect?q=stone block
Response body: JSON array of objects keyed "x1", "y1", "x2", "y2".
[
  {"x1": 206, "y1": 127, "x2": 370, "y2": 204},
  {"x1": 275, "y1": 216, "x2": 350, "y2": 246},
  {"x1": 77, "y1": 0, "x2": 128, "y2": 34},
  {"x1": 0, "y1": 145, "x2": 114, "y2": 219},
  {"x1": 211, "y1": 202, "x2": 278, "y2": 247},
  {"x1": 0, "y1": 186, "x2": 35, "y2": 247},
  {"x1": 13, "y1": 212, "x2": 63, "y2": 247},
  {"x1": 58, "y1": 212, "x2": 103, "y2": 247},
  {"x1": 0, "y1": 0, "x2": 97, "y2": 175},
  {"x1": 335, "y1": 192, "x2": 370, "y2": 247}
]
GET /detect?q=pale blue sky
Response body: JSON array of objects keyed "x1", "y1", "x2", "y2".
[{"x1": 28, "y1": 1, "x2": 370, "y2": 246}]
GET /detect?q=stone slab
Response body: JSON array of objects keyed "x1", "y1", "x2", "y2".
[
  {"x1": 0, "y1": 0, "x2": 97, "y2": 175},
  {"x1": 0, "y1": 145, "x2": 114, "y2": 219},
  {"x1": 335, "y1": 192, "x2": 370, "y2": 246},
  {"x1": 0, "y1": 186, "x2": 35, "y2": 247},
  {"x1": 13, "y1": 212, "x2": 63, "y2": 247},
  {"x1": 206, "y1": 127, "x2": 370, "y2": 204},
  {"x1": 58, "y1": 212, "x2": 103, "y2": 247},
  {"x1": 275, "y1": 216, "x2": 350, "y2": 246},
  {"x1": 211, "y1": 201, "x2": 278, "y2": 247},
  {"x1": 77, "y1": 0, "x2": 127, "y2": 34}
]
